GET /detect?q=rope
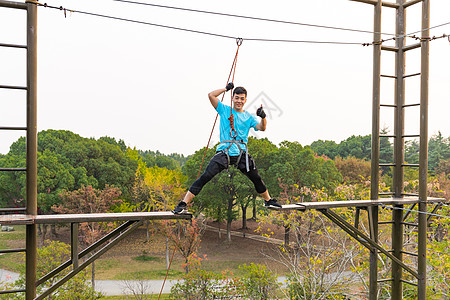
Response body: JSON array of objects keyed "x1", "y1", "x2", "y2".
[
  {"x1": 381, "y1": 204, "x2": 450, "y2": 219},
  {"x1": 110, "y1": 0, "x2": 396, "y2": 37},
  {"x1": 26, "y1": 1, "x2": 406, "y2": 47},
  {"x1": 196, "y1": 39, "x2": 243, "y2": 179},
  {"x1": 157, "y1": 223, "x2": 181, "y2": 300},
  {"x1": 228, "y1": 38, "x2": 242, "y2": 139}
]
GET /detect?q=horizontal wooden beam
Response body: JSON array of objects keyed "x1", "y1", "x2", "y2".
[
  {"x1": 269, "y1": 197, "x2": 445, "y2": 211},
  {"x1": 0, "y1": 0, "x2": 27, "y2": 9},
  {"x1": 349, "y1": 0, "x2": 399, "y2": 9},
  {"x1": 0, "y1": 211, "x2": 192, "y2": 225},
  {"x1": 403, "y1": 0, "x2": 422, "y2": 8},
  {"x1": 381, "y1": 45, "x2": 398, "y2": 52}
]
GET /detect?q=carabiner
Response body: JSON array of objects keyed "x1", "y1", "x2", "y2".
[{"x1": 230, "y1": 128, "x2": 238, "y2": 139}]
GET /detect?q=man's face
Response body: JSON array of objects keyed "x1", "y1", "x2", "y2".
[{"x1": 232, "y1": 93, "x2": 247, "y2": 111}]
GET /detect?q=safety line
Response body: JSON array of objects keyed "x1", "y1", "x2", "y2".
[
  {"x1": 158, "y1": 224, "x2": 181, "y2": 300},
  {"x1": 381, "y1": 204, "x2": 450, "y2": 219},
  {"x1": 110, "y1": 0, "x2": 396, "y2": 37},
  {"x1": 27, "y1": 2, "x2": 384, "y2": 46},
  {"x1": 404, "y1": 20, "x2": 450, "y2": 38},
  {"x1": 33, "y1": 2, "x2": 237, "y2": 39},
  {"x1": 196, "y1": 40, "x2": 241, "y2": 179},
  {"x1": 26, "y1": 1, "x2": 450, "y2": 46}
]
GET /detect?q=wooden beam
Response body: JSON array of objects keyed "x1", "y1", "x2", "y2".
[
  {"x1": 349, "y1": 0, "x2": 399, "y2": 9},
  {"x1": 269, "y1": 197, "x2": 445, "y2": 211},
  {"x1": 0, "y1": 211, "x2": 192, "y2": 225}
]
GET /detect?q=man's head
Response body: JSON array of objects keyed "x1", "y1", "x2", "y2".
[
  {"x1": 232, "y1": 86, "x2": 247, "y2": 112},
  {"x1": 232, "y1": 86, "x2": 247, "y2": 97}
]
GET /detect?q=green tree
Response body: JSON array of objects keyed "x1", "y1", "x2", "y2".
[
  {"x1": 405, "y1": 132, "x2": 450, "y2": 173},
  {"x1": 170, "y1": 253, "x2": 241, "y2": 299},
  {"x1": 310, "y1": 139, "x2": 339, "y2": 159},
  {"x1": 0, "y1": 152, "x2": 26, "y2": 207},
  {"x1": 269, "y1": 141, "x2": 342, "y2": 198},
  {"x1": 239, "y1": 263, "x2": 280, "y2": 300},
  {"x1": 337, "y1": 135, "x2": 372, "y2": 160},
  {"x1": 142, "y1": 166, "x2": 186, "y2": 212},
  {"x1": 380, "y1": 127, "x2": 393, "y2": 165},
  {"x1": 139, "y1": 149, "x2": 187, "y2": 170},
  {"x1": 428, "y1": 132, "x2": 450, "y2": 172}
]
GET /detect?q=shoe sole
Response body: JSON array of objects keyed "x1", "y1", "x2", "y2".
[
  {"x1": 172, "y1": 208, "x2": 188, "y2": 215},
  {"x1": 264, "y1": 204, "x2": 282, "y2": 209}
]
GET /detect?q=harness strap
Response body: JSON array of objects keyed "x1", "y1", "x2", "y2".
[{"x1": 220, "y1": 139, "x2": 253, "y2": 172}]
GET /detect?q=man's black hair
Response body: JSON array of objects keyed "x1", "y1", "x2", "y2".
[{"x1": 233, "y1": 86, "x2": 247, "y2": 97}]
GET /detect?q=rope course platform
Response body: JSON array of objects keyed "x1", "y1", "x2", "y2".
[
  {"x1": 0, "y1": 211, "x2": 191, "y2": 299},
  {"x1": 0, "y1": 211, "x2": 192, "y2": 225},
  {"x1": 267, "y1": 196, "x2": 447, "y2": 285},
  {"x1": 268, "y1": 197, "x2": 446, "y2": 211}
]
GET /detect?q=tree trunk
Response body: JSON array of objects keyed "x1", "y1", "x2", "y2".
[
  {"x1": 227, "y1": 219, "x2": 231, "y2": 242},
  {"x1": 218, "y1": 221, "x2": 221, "y2": 240},
  {"x1": 226, "y1": 197, "x2": 234, "y2": 242},
  {"x1": 242, "y1": 205, "x2": 248, "y2": 229},
  {"x1": 91, "y1": 260, "x2": 95, "y2": 290},
  {"x1": 284, "y1": 224, "x2": 290, "y2": 248},
  {"x1": 146, "y1": 220, "x2": 150, "y2": 242},
  {"x1": 251, "y1": 197, "x2": 257, "y2": 220},
  {"x1": 51, "y1": 224, "x2": 57, "y2": 237}
]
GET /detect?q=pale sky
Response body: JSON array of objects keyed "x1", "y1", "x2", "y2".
[{"x1": 1, "y1": 0, "x2": 449, "y2": 156}]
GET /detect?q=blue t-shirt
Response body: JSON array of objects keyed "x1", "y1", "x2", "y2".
[{"x1": 215, "y1": 101, "x2": 259, "y2": 156}]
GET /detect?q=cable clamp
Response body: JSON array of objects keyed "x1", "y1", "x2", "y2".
[{"x1": 236, "y1": 38, "x2": 243, "y2": 46}]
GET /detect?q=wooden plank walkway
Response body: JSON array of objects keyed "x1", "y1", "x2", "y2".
[
  {"x1": 0, "y1": 211, "x2": 192, "y2": 225},
  {"x1": 269, "y1": 197, "x2": 446, "y2": 211}
]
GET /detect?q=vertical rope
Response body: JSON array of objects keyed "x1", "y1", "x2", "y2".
[
  {"x1": 158, "y1": 224, "x2": 181, "y2": 300},
  {"x1": 228, "y1": 42, "x2": 241, "y2": 136},
  {"x1": 196, "y1": 39, "x2": 243, "y2": 179}
]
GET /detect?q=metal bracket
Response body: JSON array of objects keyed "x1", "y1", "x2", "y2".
[
  {"x1": 319, "y1": 208, "x2": 419, "y2": 279},
  {"x1": 35, "y1": 220, "x2": 142, "y2": 300}
]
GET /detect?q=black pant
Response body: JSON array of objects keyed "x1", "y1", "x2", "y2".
[{"x1": 189, "y1": 152, "x2": 267, "y2": 195}]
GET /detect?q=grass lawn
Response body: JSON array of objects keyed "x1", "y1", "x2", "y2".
[
  {"x1": 95, "y1": 255, "x2": 271, "y2": 280},
  {"x1": 0, "y1": 225, "x2": 26, "y2": 272},
  {"x1": 95, "y1": 256, "x2": 184, "y2": 280}
]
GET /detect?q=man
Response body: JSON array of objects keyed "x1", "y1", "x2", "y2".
[{"x1": 173, "y1": 83, "x2": 281, "y2": 214}]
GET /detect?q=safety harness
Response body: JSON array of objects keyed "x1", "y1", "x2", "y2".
[{"x1": 220, "y1": 138, "x2": 252, "y2": 172}]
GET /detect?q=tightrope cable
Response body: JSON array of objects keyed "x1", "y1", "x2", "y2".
[
  {"x1": 381, "y1": 204, "x2": 450, "y2": 219},
  {"x1": 111, "y1": 0, "x2": 396, "y2": 37},
  {"x1": 26, "y1": 0, "x2": 450, "y2": 47},
  {"x1": 25, "y1": 1, "x2": 391, "y2": 46}
]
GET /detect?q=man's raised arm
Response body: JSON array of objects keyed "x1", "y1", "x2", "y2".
[{"x1": 208, "y1": 83, "x2": 234, "y2": 109}]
